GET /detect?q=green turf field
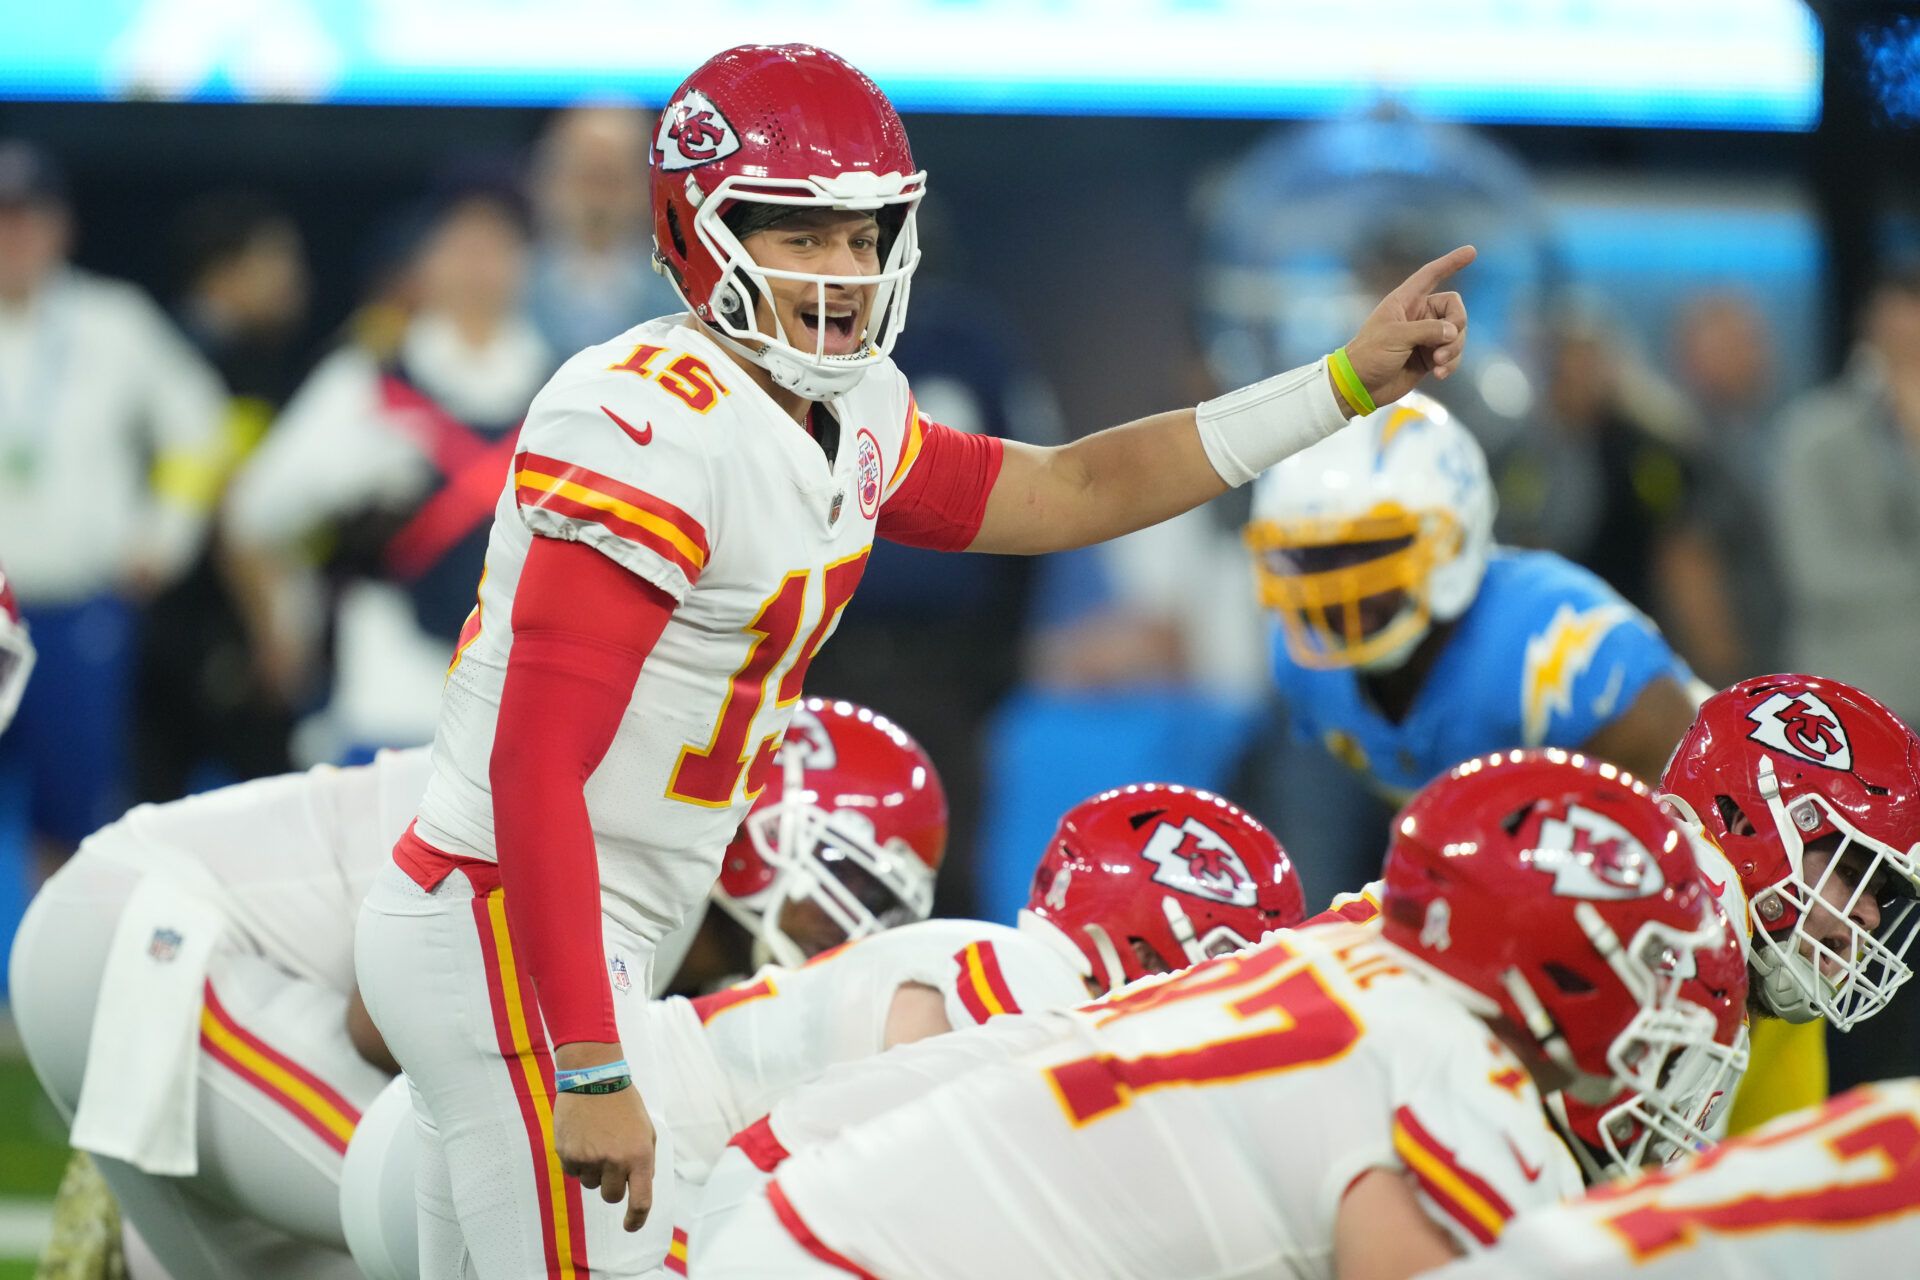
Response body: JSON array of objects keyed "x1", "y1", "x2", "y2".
[{"x1": 0, "y1": 1047, "x2": 65, "y2": 1271}]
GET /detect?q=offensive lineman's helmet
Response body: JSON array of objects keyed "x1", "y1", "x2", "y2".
[
  {"x1": 1660, "y1": 674, "x2": 1920, "y2": 1029},
  {"x1": 650, "y1": 44, "x2": 925, "y2": 400},
  {"x1": 1018, "y1": 784, "x2": 1306, "y2": 996},
  {"x1": 1547, "y1": 890, "x2": 1751, "y2": 1182},
  {"x1": 0, "y1": 566, "x2": 33, "y2": 734},
  {"x1": 1245, "y1": 391, "x2": 1494, "y2": 672},
  {"x1": 1380, "y1": 751, "x2": 1724, "y2": 1111},
  {"x1": 715, "y1": 697, "x2": 945, "y2": 966}
]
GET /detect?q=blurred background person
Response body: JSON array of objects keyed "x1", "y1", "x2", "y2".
[
  {"x1": 1775, "y1": 264, "x2": 1920, "y2": 731},
  {"x1": 223, "y1": 176, "x2": 551, "y2": 763},
  {"x1": 0, "y1": 138, "x2": 227, "y2": 990},
  {"x1": 1663, "y1": 291, "x2": 1788, "y2": 684},
  {"x1": 135, "y1": 190, "x2": 314, "y2": 802},
  {"x1": 525, "y1": 104, "x2": 682, "y2": 356}
]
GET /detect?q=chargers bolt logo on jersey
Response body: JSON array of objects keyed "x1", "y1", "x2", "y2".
[
  {"x1": 856, "y1": 429, "x2": 883, "y2": 520},
  {"x1": 1139, "y1": 818, "x2": 1258, "y2": 907},
  {"x1": 655, "y1": 90, "x2": 741, "y2": 170},
  {"x1": 1746, "y1": 691, "x2": 1853, "y2": 772},
  {"x1": 1530, "y1": 805, "x2": 1665, "y2": 900}
]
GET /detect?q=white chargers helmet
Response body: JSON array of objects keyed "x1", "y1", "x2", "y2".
[{"x1": 1244, "y1": 391, "x2": 1495, "y2": 672}]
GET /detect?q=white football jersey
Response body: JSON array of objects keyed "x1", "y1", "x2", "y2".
[
  {"x1": 641, "y1": 918, "x2": 1086, "y2": 1181},
  {"x1": 1426, "y1": 1079, "x2": 1920, "y2": 1280},
  {"x1": 413, "y1": 316, "x2": 928, "y2": 945},
  {"x1": 79, "y1": 748, "x2": 431, "y2": 994},
  {"x1": 769, "y1": 923, "x2": 1584, "y2": 1279}
]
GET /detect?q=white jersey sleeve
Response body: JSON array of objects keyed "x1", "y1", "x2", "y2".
[
  {"x1": 1426, "y1": 1080, "x2": 1920, "y2": 1280},
  {"x1": 510, "y1": 338, "x2": 715, "y2": 603}
]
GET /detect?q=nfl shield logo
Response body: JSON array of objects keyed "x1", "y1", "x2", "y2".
[
  {"x1": 829, "y1": 491, "x2": 845, "y2": 526},
  {"x1": 609, "y1": 955, "x2": 632, "y2": 993},
  {"x1": 148, "y1": 928, "x2": 183, "y2": 963}
]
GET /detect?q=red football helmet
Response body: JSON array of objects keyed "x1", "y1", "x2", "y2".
[
  {"x1": 1547, "y1": 885, "x2": 1750, "y2": 1182},
  {"x1": 1660, "y1": 674, "x2": 1920, "y2": 1029},
  {"x1": 1017, "y1": 784, "x2": 1306, "y2": 996},
  {"x1": 1379, "y1": 750, "x2": 1722, "y2": 1112},
  {"x1": 714, "y1": 698, "x2": 946, "y2": 966},
  {"x1": 0, "y1": 565, "x2": 33, "y2": 734},
  {"x1": 650, "y1": 44, "x2": 925, "y2": 400}
]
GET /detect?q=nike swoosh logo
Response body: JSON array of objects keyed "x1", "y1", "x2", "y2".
[
  {"x1": 602, "y1": 405, "x2": 651, "y2": 446},
  {"x1": 1506, "y1": 1136, "x2": 1543, "y2": 1182}
]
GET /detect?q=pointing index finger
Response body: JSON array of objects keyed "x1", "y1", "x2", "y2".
[{"x1": 1394, "y1": 245, "x2": 1477, "y2": 303}]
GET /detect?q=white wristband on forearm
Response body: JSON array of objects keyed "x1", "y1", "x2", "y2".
[{"x1": 1193, "y1": 356, "x2": 1350, "y2": 488}]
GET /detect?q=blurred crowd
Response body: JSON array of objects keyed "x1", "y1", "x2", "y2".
[{"x1": 3, "y1": 104, "x2": 1919, "y2": 968}]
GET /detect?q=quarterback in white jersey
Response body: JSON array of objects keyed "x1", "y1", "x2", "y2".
[
  {"x1": 8, "y1": 749, "x2": 429, "y2": 1279},
  {"x1": 1422, "y1": 1079, "x2": 1920, "y2": 1280},
  {"x1": 353, "y1": 36, "x2": 1476, "y2": 1272},
  {"x1": 693, "y1": 753, "x2": 1732, "y2": 1279}
]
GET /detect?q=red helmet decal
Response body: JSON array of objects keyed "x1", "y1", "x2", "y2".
[
  {"x1": 656, "y1": 89, "x2": 741, "y2": 171},
  {"x1": 1746, "y1": 690, "x2": 1852, "y2": 771},
  {"x1": 1139, "y1": 818, "x2": 1258, "y2": 907},
  {"x1": 782, "y1": 704, "x2": 838, "y2": 769},
  {"x1": 1532, "y1": 804, "x2": 1666, "y2": 901}
]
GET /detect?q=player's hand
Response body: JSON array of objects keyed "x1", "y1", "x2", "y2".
[
  {"x1": 553, "y1": 1078, "x2": 658, "y2": 1232},
  {"x1": 1342, "y1": 245, "x2": 1476, "y2": 409}
]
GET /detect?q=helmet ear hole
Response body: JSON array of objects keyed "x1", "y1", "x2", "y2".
[
  {"x1": 1544, "y1": 963, "x2": 1596, "y2": 995},
  {"x1": 665, "y1": 203, "x2": 688, "y2": 259},
  {"x1": 1714, "y1": 795, "x2": 1753, "y2": 837}
]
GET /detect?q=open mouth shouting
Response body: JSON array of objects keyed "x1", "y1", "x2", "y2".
[{"x1": 793, "y1": 298, "x2": 864, "y2": 356}]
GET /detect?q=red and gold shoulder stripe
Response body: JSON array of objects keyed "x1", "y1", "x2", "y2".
[
  {"x1": 512, "y1": 450, "x2": 709, "y2": 583},
  {"x1": 952, "y1": 939, "x2": 1023, "y2": 1024},
  {"x1": 1392, "y1": 1105, "x2": 1517, "y2": 1247},
  {"x1": 884, "y1": 394, "x2": 927, "y2": 499},
  {"x1": 665, "y1": 1227, "x2": 689, "y2": 1275}
]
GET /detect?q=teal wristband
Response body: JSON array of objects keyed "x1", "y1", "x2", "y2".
[{"x1": 556, "y1": 1060, "x2": 632, "y2": 1094}]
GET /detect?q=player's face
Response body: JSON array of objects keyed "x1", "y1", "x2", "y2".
[
  {"x1": 740, "y1": 210, "x2": 881, "y2": 358},
  {"x1": 1800, "y1": 837, "x2": 1890, "y2": 978}
]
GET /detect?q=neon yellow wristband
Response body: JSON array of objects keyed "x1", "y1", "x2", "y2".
[{"x1": 1329, "y1": 347, "x2": 1376, "y2": 417}]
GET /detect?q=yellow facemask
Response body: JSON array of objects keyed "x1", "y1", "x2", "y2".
[{"x1": 1244, "y1": 504, "x2": 1464, "y2": 670}]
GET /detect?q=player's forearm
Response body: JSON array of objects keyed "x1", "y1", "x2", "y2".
[
  {"x1": 490, "y1": 537, "x2": 676, "y2": 1048},
  {"x1": 971, "y1": 363, "x2": 1352, "y2": 556},
  {"x1": 974, "y1": 411, "x2": 1222, "y2": 555},
  {"x1": 492, "y1": 636, "x2": 628, "y2": 1047}
]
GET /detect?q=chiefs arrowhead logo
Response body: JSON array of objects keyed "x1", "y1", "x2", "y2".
[
  {"x1": 1139, "y1": 818, "x2": 1257, "y2": 907},
  {"x1": 1746, "y1": 690, "x2": 1852, "y2": 772},
  {"x1": 655, "y1": 90, "x2": 741, "y2": 171},
  {"x1": 1530, "y1": 804, "x2": 1666, "y2": 901},
  {"x1": 779, "y1": 705, "x2": 836, "y2": 770}
]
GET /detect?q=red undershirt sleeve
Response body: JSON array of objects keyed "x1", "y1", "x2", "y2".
[
  {"x1": 876, "y1": 419, "x2": 1005, "y2": 552},
  {"x1": 490, "y1": 534, "x2": 675, "y2": 1047}
]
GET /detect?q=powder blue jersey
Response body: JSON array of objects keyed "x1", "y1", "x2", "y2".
[{"x1": 1268, "y1": 549, "x2": 1691, "y2": 803}]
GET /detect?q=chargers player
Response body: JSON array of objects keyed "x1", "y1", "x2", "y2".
[
  {"x1": 692, "y1": 753, "x2": 1732, "y2": 1279},
  {"x1": 342, "y1": 772, "x2": 1307, "y2": 1279},
  {"x1": 354, "y1": 39, "x2": 1477, "y2": 1277},
  {"x1": 1246, "y1": 391, "x2": 1697, "y2": 803},
  {"x1": 1421, "y1": 1079, "x2": 1920, "y2": 1279}
]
